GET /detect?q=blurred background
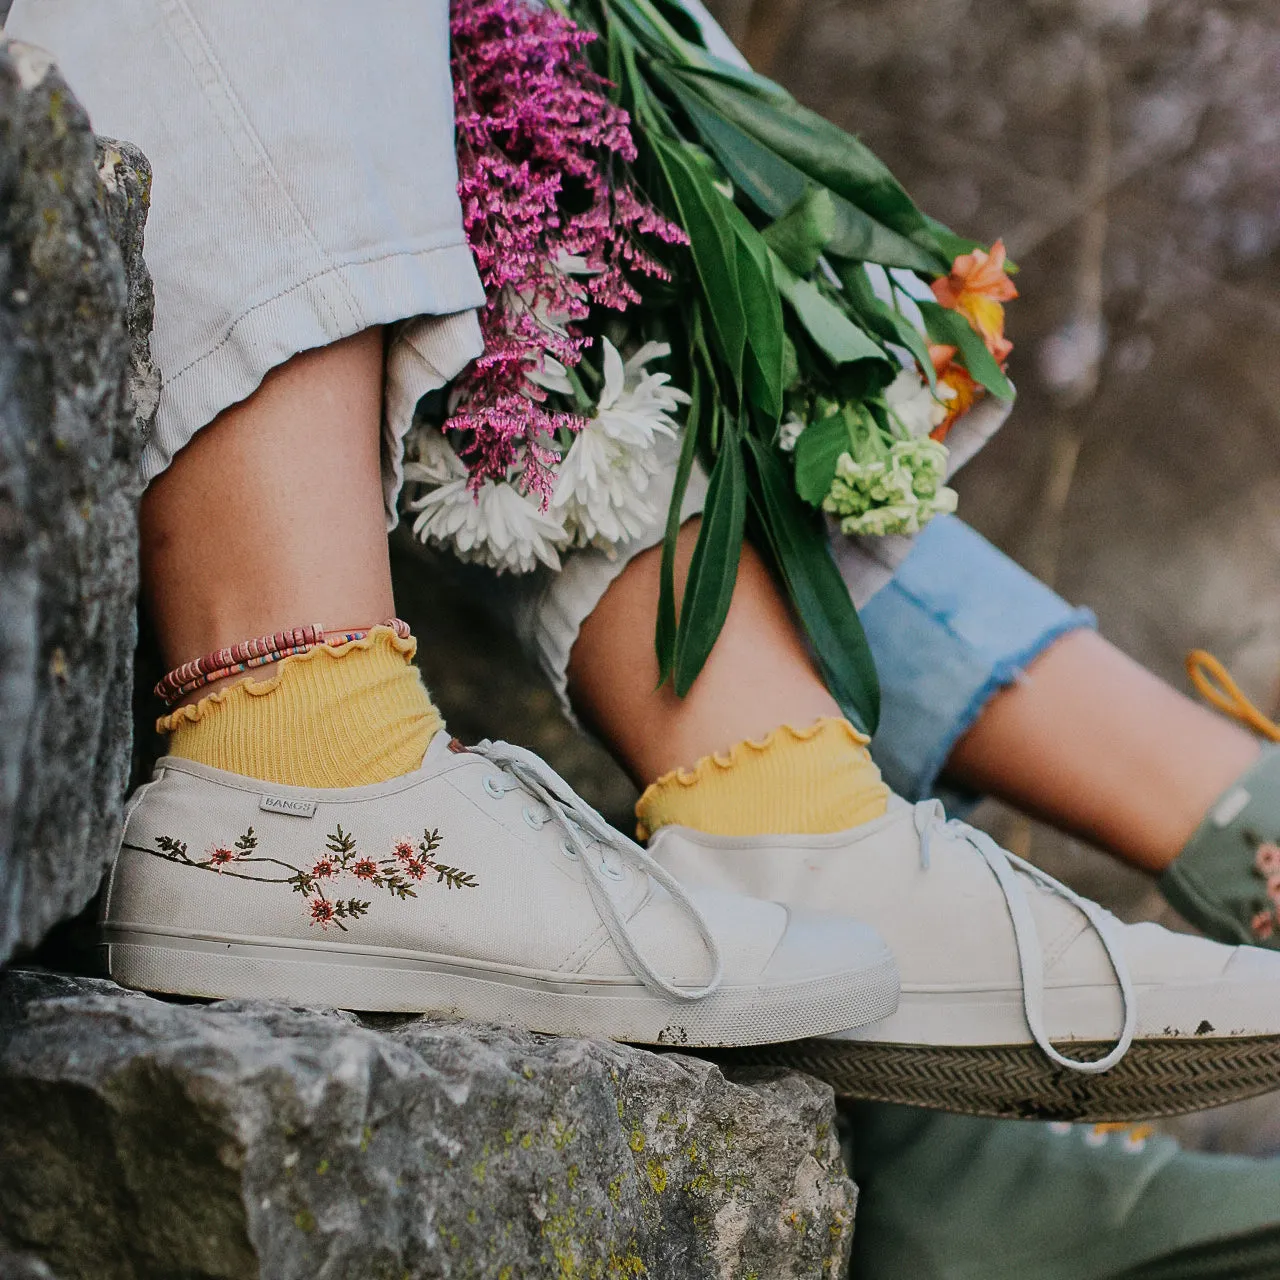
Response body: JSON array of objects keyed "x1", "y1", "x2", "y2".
[{"x1": 401, "y1": 0, "x2": 1280, "y2": 1152}]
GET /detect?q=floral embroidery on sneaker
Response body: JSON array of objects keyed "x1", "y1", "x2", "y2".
[
  {"x1": 1246, "y1": 837, "x2": 1280, "y2": 940},
  {"x1": 142, "y1": 825, "x2": 477, "y2": 930}
]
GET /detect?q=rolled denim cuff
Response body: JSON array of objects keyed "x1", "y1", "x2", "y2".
[{"x1": 857, "y1": 515, "x2": 1096, "y2": 808}]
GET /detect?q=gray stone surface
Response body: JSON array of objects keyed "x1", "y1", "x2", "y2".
[
  {"x1": 0, "y1": 42, "x2": 155, "y2": 964},
  {"x1": 0, "y1": 970, "x2": 854, "y2": 1280}
]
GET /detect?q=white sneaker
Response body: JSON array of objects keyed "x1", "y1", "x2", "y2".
[
  {"x1": 651, "y1": 798, "x2": 1280, "y2": 1119},
  {"x1": 103, "y1": 733, "x2": 898, "y2": 1048}
]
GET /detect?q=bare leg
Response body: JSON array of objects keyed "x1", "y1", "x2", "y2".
[
  {"x1": 571, "y1": 537, "x2": 1260, "y2": 876},
  {"x1": 140, "y1": 328, "x2": 393, "y2": 692},
  {"x1": 943, "y1": 629, "x2": 1261, "y2": 873},
  {"x1": 568, "y1": 521, "x2": 840, "y2": 785}
]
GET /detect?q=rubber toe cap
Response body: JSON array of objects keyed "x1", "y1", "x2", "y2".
[{"x1": 761, "y1": 906, "x2": 897, "y2": 985}]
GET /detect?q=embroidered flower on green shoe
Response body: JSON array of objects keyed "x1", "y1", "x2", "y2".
[{"x1": 1248, "y1": 839, "x2": 1280, "y2": 940}]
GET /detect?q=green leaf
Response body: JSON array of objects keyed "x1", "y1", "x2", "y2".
[
  {"x1": 838, "y1": 263, "x2": 938, "y2": 391},
  {"x1": 673, "y1": 423, "x2": 747, "y2": 695},
  {"x1": 792, "y1": 412, "x2": 850, "y2": 506},
  {"x1": 649, "y1": 133, "x2": 746, "y2": 383},
  {"x1": 762, "y1": 188, "x2": 837, "y2": 276},
  {"x1": 921, "y1": 214, "x2": 1000, "y2": 268},
  {"x1": 918, "y1": 300, "x2": 1015, "y2": 400},
  {"x1": 671, "y1": 68, "x2": 946, "y2": 261},
  {"x1": 744, "y1": 436, "x2": 880, "y2": 733},
  {"x1": 770, "y1": 251, "x2": 889, "y2": 368},
  {"x1": 656, "y1": 350, "x2": 705, "y2": 683},
  {"x1": 606, "y1": 0, "x2": 791, "y2": 100},
  {"x1": 720, "y1": 200, "x2": 785, "y2": 422},
  {"x1": 654, "y1": 69, "x2": 943, "y2": 272}
]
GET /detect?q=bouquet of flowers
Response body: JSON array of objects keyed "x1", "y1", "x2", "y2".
[{"x1": 403, "y1": 0, "x2": 1017, "y2": 732}]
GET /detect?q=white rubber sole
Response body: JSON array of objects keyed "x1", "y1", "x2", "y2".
[
  {"x1": 104, "y1": 928, "x2": 900, "y2": 1049},
  {"x1": 831, "y1": 981, "x2": 1278, "y2": 1047}
]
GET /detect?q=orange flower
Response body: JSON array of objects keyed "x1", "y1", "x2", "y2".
[
  {"x1": 932, "y1": 239, "x2": 1017, "y2": 363},
  {"x1": 928, "y1": 345, "x2": 980, "y2": 441}
]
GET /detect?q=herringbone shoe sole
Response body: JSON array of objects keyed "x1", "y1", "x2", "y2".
[{"x1": 709, "y1": 1036, "x2": 1280, "y2": 1122}]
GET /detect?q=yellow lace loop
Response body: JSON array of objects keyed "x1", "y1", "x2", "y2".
[{"x1": 1186, "y1": 650, "x2": 1280, "y2": 743}]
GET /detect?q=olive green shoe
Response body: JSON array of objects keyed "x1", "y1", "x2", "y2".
[
  {"x1": 1160, "y1": 748, "x2": 1280, "y2": 950},
  {"x1": 846, "y1": 1102, "x2": 1280, "y2": 1280}
]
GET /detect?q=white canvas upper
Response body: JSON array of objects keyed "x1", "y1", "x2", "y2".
[
  {"x1": 104, "y1": 733, "x2": 898, "y2": 1046},
  {"x1": 650, "y1": 797, "x2": 1280, "y2": 1064}
]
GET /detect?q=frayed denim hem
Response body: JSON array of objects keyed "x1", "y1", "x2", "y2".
[{"x1": 857, "y1": 515, "x2": 1097, "y2": 811}]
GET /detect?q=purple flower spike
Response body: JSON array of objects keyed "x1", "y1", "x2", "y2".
[{"x1": 448, "y1": 0, "x2": 687, "y2": 501}]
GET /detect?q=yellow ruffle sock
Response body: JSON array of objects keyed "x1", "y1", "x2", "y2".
[
  {"x1": 635, "y1": 716, "x2": 889, "y2": 841},
  {"x1": 159, "y1": 626, "x2": 444, "y2": 789}
]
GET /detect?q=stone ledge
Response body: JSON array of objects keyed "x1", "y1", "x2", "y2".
[{"x1": 0, "y1": 970, "x2": 855, "y2": 1280}]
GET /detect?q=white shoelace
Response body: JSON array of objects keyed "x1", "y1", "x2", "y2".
[
  {"x1": 469, "y1": 740, "x2": 724, "y2": 1002},
  {"x1": 913, "y1": 800, "x2": 1137, "y2": 1073}
]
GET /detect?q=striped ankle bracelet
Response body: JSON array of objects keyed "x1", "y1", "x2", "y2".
[{"x1": 154, "y1": 619, "x2": 411, "y2": 707}]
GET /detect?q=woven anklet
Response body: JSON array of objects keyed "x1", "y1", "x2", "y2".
[{"x1": 155, "y1": 619, "x2": 411, "y2": 707}]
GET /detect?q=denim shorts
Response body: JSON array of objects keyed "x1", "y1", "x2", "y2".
[{"x1": 860, "y1": 515, "x2": 1095, "y2": 806}]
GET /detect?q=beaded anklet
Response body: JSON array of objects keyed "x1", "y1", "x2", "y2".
[{"x1": 155, "y1": 619, "x2": 411, "y2": 707}]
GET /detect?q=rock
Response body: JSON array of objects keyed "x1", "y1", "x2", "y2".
[
  {"x1": 0, "y1": 970, "x2": 855, "y2": 1280},
  {"x1": 0, "y1": 41, "x2": 155, "y2": 964}
]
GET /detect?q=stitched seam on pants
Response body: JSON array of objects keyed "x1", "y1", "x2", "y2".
[
  {"x1": 166, "y1": 243, "x2": 471, "y2": 388},
  {"x1": 158, "y1": 0, "x2": 361, "y2": 334}
]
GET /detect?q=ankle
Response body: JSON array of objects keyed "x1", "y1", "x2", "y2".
[
  {"x1": 634, "y1": 717, "x2": 889, "y2": 840},
  {"x1": 161, "y1": 626, "x2": 444, "y2": 788}
]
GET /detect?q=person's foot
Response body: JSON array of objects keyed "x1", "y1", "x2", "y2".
[
  {"x1": 846, "y1": 1103, "x2": 1280, "y2": 1280},
  {"x1": 651, "y1": 797, "x2": 1280, "y2": 1119},
  {"x1": 1162, "y1": 747, "x2": 1280, "y2": 951},
  {"x1": 104, "y1": 732, "x2": 899, "y2": 1047}
]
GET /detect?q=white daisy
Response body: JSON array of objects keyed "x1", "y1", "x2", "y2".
[
  {"x1": 551, "y1": 339, "x2": 689, "y2": 553},
  {"x1": 403, "y1": 431, "x2": 566, "y2": 575},
  {"x1": 884, "y1": 367, "x2": 949, "y2": 438}
]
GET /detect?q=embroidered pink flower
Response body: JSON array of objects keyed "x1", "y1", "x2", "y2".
[
  {"x1": 311, "y1": 858, "x2": 338, "y2": 881},
  {"x1": 1267, "y1": 873, "x2": 1280, "y2": 904},
  {"x1": 392, "y1": 838, "x2": 416, "y2": 864},
  {"x1": 445, "y1": 0, "x2": 687, "y2": 502},
  {"x1": 405, "y1": 858, "x2": 430, "y2": 882},
  {"x1": 310, "y1": 899, "x2": 336, "y2": 928},
  {"x1": 352, "y1": 858, "x2": 379, "y2": 881},
  {"x1": 207, "y1": 846, "x2": 235, "y2": 867},
  {"x1": 1253, "y1": 909, "x2": 1276, "y2": 940},
  {"x1": 1256, "y1": 843, "x2": 1280, "y2": 876}
]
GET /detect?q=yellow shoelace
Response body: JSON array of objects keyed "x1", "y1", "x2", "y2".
[{"x1": 1186, "y1": 650, "x2": 1280, "y2": 742}]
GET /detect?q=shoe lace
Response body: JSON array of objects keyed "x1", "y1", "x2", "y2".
[
  {"x1": 1187, "y1": 650, "x2": 1280, "y2": 742},
  {"x1": 913, "y1": 800, "x2": 1137, "y2": 1074},
  {"x1": 468, "y1": 739, "x2": 724, "y2": 1002}
]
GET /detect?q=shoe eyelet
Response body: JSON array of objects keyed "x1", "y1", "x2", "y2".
[
  {"x1": 599, "y1": 861, "x2": 625, "y2": 883},
  {"x1": 560, "y1": 841, "x2": 580, "y2": 861},
  {"x1": 522, "y1": 806, "x2": 545, "y2": 831},
  {"x1": 483, "y1": 775, "x2": 504, "y2": 800}
]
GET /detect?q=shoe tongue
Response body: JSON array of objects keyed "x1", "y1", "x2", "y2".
[{"x1": 419, "y1": 729, "x2": 467, "y2": 775}]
